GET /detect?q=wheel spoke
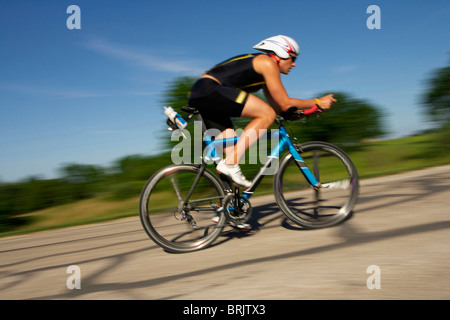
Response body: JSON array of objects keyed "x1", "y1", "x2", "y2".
[
  {"x1": 169, "y1": 174, "x2": 184, "y2": 203},
  {"x1": 313, "y1": 150, "x2": 320, "y2": 218}
]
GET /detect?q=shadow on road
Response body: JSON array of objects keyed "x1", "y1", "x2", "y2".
[
  {"x1": 41, "y1": 218, "x2": 450, "y2": 299},
  {"x1": 3, "y1": 166, "x2": 449, "y2": 299}
]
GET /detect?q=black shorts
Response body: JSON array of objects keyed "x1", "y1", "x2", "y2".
[{"x1": 188, "y1": 78, "x2": 249, "y2": 132}]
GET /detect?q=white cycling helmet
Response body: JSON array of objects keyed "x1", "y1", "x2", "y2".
[{"x1": 253, "y1": 35, "x2": 300, "y2": 59}]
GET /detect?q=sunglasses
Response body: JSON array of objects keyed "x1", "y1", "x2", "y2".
[{"x1": 289, "y1": 54, "x2": 297, "y2": 63}]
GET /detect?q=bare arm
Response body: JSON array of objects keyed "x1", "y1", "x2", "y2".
[{"x1": 254, "y1": 55, "x2": 335, "y2": 113}]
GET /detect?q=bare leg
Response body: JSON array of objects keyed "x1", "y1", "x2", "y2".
[
  {"x1": 225, "y1": 94, "x2": 276, "y2": 165},
  {"x1": 214, "y1": 128, "x2": 237, "y2": 162}
]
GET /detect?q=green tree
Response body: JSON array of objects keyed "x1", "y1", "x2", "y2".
[
  {"x1": 163, "y1": 76, "x2": 196, "y2": 110},
  {"x1": 423, "y1": 59, "x2": 450, "y2": 125},
  {"x1": 59, "y1": 163, "x2": 105, "y2": 184},
  {"x1": 114, "y1": 154, "x2": 157, "y2": 181},
  {"x1": 161, "y1": 77, "x2": 198, "y2": 150},
  {"x1": 59, "y1": 163, "x2": 106, "y2": 199},
  {"x1": 288, "y1": 92, "x2": 386, "y2": 144},
  {"x1": 0, "y1": 177, "x2": 75, "y2": 232},
  {"x1": 422, "y1": 57, "x2": 450, "y2": 148},
  {"x1": 0, "y1": 183, "x2": 27, "y2": 231}
]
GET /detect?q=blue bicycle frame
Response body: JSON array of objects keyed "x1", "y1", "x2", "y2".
[{"x1": 203, "y1": 123, "x2": 320, "y2": 200}]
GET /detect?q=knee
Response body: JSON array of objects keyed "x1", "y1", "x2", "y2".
[
  {"x1": 241, "y1": 95, "x2": 276, "y2": 126},
  {"x1": 261, "y1": 107, "x2": 276, "y2": 125}
]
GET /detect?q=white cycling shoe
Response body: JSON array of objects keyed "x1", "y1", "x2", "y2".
[
  {"x1": 211, "y1": 215, "x2": 251, "y2": 230},
  {"x1": 216, "y1": 160, "x2": 252, "y2": 188}
]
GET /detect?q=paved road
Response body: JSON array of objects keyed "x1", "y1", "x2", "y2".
[{"x1": 1, "y1": 165, "x2": 449, "y2": 300}]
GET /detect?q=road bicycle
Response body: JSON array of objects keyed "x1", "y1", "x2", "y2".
[{"x1": 139, "y1": 106, "x2": 359, "y2": 253}]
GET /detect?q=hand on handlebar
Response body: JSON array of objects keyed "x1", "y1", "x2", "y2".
[
  {"x1": 302, "y1": 93, "x2": 337, "y2": 116},
  {"x1": 281, "y1": 106, "x2": 320, "y2": 120},
  {"x1": 303, "y1": 104, "x2": 322, "y2": 116},
  {"x1": 281, "y1": 94, "x2": 337, "y2": 121},
  {"x1": 280, "y1": 107, "x2": 304, "y2": 121},
  {"x1": 317, "y1": 94, "x2": 337, "y2": 110}
]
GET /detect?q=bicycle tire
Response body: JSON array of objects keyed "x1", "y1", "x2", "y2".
[
  {"x1": 139, "y1": 164, "x2": 226, "y2": 253},
  {"x1": 274, "y1": 141, "x2": 359, "y2": 229}
]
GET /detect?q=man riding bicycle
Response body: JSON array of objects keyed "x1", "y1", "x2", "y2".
[{"x1": 188, "y1": 35, "x2": 336, "y2": 187}]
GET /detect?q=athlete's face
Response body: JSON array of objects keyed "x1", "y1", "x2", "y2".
[{"x1": 279, "y1": 55, "x2": 297, "y2": 75}]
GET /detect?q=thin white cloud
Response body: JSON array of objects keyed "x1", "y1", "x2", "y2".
[
  {"x1": 0, "y1": 82, "x2": 106, "y2": 99},
  {"x1": 84, "y1": 38, "x2": 205, "y2": 75},
  {"x1": 332, "y1": 64, "x2": 359, "y2": 75}
]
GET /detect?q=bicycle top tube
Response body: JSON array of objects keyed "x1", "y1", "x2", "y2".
[
  {"x1": 203, "y1": 130, "x2": 281, "y2": 161},
  {"x1": 202, "y1": 124, "x2": 300, "y2": 161}
]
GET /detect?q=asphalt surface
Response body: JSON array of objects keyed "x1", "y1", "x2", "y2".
[{"x1": 1, "y1": 165, "x2": 449, "y2": 300}]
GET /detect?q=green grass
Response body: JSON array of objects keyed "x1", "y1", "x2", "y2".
[
  {"x1": 346, "y1": 134, "x2": 450, "y2": 178},
  {"x1": 1, "y1": 134, "x2": 449, "y2": 238}
]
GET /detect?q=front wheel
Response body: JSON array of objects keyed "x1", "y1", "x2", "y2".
[
  {"x1": 274, "y1": 141, "x2": 359, "y2": 229},
  {"x1": 139, "y1": 164, "x2": 226, "y2": 253}
]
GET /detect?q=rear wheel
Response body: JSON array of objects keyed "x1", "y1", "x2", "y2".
[{"x1": 139, "y1": 164, "x2": 226, "y2": 253}]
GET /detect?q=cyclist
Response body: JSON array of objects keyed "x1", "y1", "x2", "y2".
[{"x1": 188, "y1": 35, "x2": 336, "y2": 187}]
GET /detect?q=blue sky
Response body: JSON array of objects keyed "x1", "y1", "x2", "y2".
[{"x1": 1, "y1": 0, "x2": 449, "y2": 182}]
